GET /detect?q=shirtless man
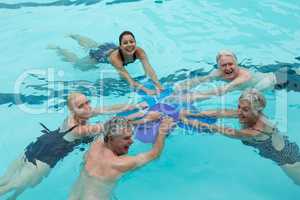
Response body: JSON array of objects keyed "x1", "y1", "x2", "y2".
[
  {"x1": 170, "y1": 50, "x2": 278, "y2": 103},
  {"x1": 68, "y1": 116, "x2": 174, "y2": 200},
  {"x1": 0, "y1": 93, "x2": 135, "y2": 200}
]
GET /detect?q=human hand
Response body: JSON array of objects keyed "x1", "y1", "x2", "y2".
[
  {"x1": 135, "y1": 102, "x2": 149, "y2": 110},
  {"x1": 155, "y1": 88, "x2": 162, "y2": 96},
  {"x1": 179, "y1": 109, "x2": 192, "y2": 119},
  {"x1": 156, "y1": 84, "x2": 164, "y2": 92},
  {"x1": 158, "y1": 117, "x2": 176, "y2": 135},
  {"x1": 144, "y1": 88, "x2": 157, "y2": 96}
]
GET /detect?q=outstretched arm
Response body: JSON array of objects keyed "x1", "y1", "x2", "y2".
[
  {"x1": 112, "y1": 117, "x2": 174, "y2": 172},
  {"x1": 129, "y1": 111, "x2": 161, "y2": 125},
  {"x1": 113, "y1": 63, "x2": 156, "y2": 95},
  {"x1": 92, "y1": 104, "x2": 138, "y2": 116},
  {"x1": 180, "y1": 109, "x2": 238, "y2": 118},
  {"x1": 174, "y1": 70, "x2": 220, "y2": 92},
  {"x1": 184, "y1": 75, "x2": 249, "y2": 102},
  {"x1": 180, "y1": 117, "x2": 259, "y2": 139},
  {"x1": 138, "y1": 48, "x2": 164, "y2": 91}
]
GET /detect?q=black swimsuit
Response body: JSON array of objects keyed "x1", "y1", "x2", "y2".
[
  {"x1": 89, "y1": 43, "x2": 118, "y2": 63},
  {"x1": 89, "y1": 43, "x2": 137, "y2": 66},
  {"x1": 242, "y1": 132, "x2": 300, "y2": 166},
  {"x1": 118, "y1": 48, "x2": 137, "y2": 66},
  {"x1": 24, "y1": 123, "x2": 93, "y2": 168}
]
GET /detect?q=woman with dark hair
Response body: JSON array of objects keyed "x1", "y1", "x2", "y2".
[{"x1": 48, "y1": 31, "x2": 164, "y2": 95}]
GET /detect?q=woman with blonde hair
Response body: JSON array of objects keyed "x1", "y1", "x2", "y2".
[{"x1": 0, "y1": 93, "x2": 135, "y2": 200}]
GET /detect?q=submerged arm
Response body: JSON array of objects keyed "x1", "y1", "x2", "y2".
[
  {"x1": 115, "y1": 65, "x2": 155, "y2": 95},
  {"x1": 174, "y1": 70, "x2": 219, "y2": 92},
  {"x1": 209, "y1": 125, "x2": 259, "y2": 139},
  {"x1": 138, "y1": 49, "x2": 163, "y2": 90},
  {"x1": 181, "y1": 117, "x2": 259, "y2": 139},
  {"x1": 180, "y1": 109, "x2": 238, "y2": 118},
  {"x1": 92, "y1": 104, "x2": 137, "y2": 116},
  {"x1": 188, "y1": 76, "x2": 247, "y2": 102}
]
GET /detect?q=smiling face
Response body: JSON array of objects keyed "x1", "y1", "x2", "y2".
[
  {"x1": 218, "y1": 55, "x2": 239, "y2": 80},
  {"x1": 109, "y1": 127, "x2": 133, "y2": 155},
  {"x1": 119, "y1": 34, "x2": 137, "y2": 56},
  {"x1": 68, "y1": 93, "x2": 92, "y2": 120},
  {"x1": 237, "y1": 99, "x2": 258, "y2": 126}
]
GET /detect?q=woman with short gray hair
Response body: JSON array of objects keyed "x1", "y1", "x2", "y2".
[{"x1": 180, "y1": 89, "x2": 300, "y2": 185}]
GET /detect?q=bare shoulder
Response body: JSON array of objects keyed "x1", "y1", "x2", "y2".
[
  {"x1": 65, "y1": 117, "x2": 81, "y2": 136},
  {"x1": 109, "y1": 49, "x2": 123, "y2": 68},
  {"x1": 211, "y1": 69, "x2": 220, "y2": 75},
  {"x1": 241, "y1": 118, "x2": 268, "y2": 137},
  {"x1": 85, "y1": 140, "x2": 106, "y2": 166},
  {"x1": 238, "y1": 128, "x2": 261, "y2": 138},
  {"x1": 84, "y1": 140, "x2": 102, "y2": 168},
  {"x1": 135, "y1": 47, "x2": 146, "y2": 59},
  {"x1": 210, "y1": 69, "x2": 221, "y2": 78},
  {"x1": 240, "y1": 68, "x2": 252, "y2": 79},
  {"x1": 258, "y1": 116, "x2": 276, "y2": 133},
  {"x1": 87, "y1": 139, "x2": 104, "y2": 157},
  {"x1": 111, "y1": 153, "x2": 147, "y2": 172}
]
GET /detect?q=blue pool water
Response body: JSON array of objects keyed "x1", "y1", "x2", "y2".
[{"x1": 0, "y1": 0, "x2": 300, "y2": 199}]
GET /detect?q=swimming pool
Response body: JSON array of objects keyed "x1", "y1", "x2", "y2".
[{"x1": 0, "y1": 0, "x2": 300, "y2": 199}]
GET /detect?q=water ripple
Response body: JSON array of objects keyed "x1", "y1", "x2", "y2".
[{"x1": 0, "y1": 0, "x2": 103, "y2": 9}]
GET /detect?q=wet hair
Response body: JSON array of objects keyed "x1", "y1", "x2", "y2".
[
  {"x1": 239, "y1": 89, "x2": 266, "y2": 114},
  {"x1": 104, "y1": 116, "x2": 132, "y2": 143},
  {"x1": 67, "y1": 92, "x2": 83, "y2": 111},
  {"x1": 216, "y1": 49, "x2": 238, "y2": 65},
  {"x1": 119, "y1": 31, "x2": 135, "y2": 45}
]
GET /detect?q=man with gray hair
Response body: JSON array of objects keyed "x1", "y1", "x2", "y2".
[
  {"x1": 68, "y1": 116, "x2": 174, "y2": 200},
  {"x1": 170, "y1": 49, "x2": 278, "y2": 102}
]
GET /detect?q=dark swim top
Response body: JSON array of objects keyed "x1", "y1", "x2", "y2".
[
  {"x1": 89, "y1": 43, "x2": 118, "y2": 63},
  {"x1": 24, "y1": 123, "x2": 93, "y2": 168},
  {"x1": 88, "y1": 43, "x2": 137, "y2": 66},
  {"x1": 118, "y1": 48, "x2": 137, "y2": 66},
  {"x1": 242, "y1": 135, "x2": 300, "y2": 166}
]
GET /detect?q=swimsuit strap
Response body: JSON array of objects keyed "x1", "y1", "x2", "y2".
[
  {"x1": 118, "y1": 48, "x2": 125, "y2": 64},
  {"x1": 63, "y1": 124, "x2": 79, "y2": 135},
  {"x1": 39, "y1": 122, "x2": 51, "y2": 134},
  {"x1": 38, "y1": 122, "x2": 78, "y2": 136}
]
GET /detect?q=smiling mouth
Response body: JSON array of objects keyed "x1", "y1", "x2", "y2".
[
  {"x1": 225, "y1": 69, "x2": 234, "y2": 74},
  {"x1": 125, "y1": 47, "x2": 135, "y2": 52}
]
